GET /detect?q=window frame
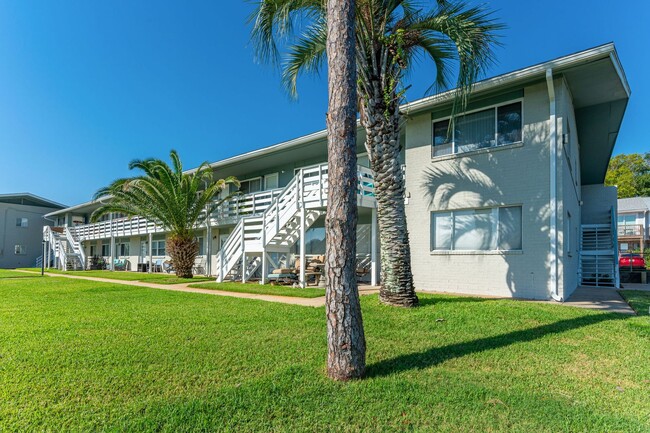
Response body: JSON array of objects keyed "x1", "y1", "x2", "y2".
[
  {"x1": 238, "y1": 177, "x2": 263, "y2": 195},
  {"x1": 432, "y1": 98, "x2": 524, "y2": 158},
  {"x1": 430, "y1": 205, "x2": 523, "y2": 252},
  {"x1": 14, "y1": 244, "x2": 27, "y2": 255},
  {"x1": 16, "y1": 217, "x2": 29, "y2": 228},
  {"x1": 151, "y1": 240, "x2": 166, "y2": 257}
]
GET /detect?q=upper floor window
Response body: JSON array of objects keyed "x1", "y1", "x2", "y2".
[
  {"x1": 618, "y1": 214, "x2": 637, "y2": 225},
  {"x1": 16, "y1": 218, "x2": 28, "y2": 227},
  {"x1": 239, "y1": 178, "x2": 262, "y2": 194},
  {"x1": 433, "y1": 101, "x2": 523, "y2": 157}
]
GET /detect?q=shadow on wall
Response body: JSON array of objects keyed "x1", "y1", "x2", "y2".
[{"x1": 420, "y1": 134, "x2": 554, "y2": 299}]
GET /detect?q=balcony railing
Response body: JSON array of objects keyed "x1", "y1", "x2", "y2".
[
  {"x1": 66, "y1": 164, "x2": 376, "y2": 242},
  {"x1": 617, "y1": 224, "x2": 644, "y2": 238}
]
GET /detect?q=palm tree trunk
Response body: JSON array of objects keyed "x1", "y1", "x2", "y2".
[
  {"x1": 325, "y1": 0, "x2": 366, "y2": 381},
  {"x1": 167, "y1": 234, "x2": 198, "y2": 279},
  {"x1": 363, "y1": 98, "x2": 419, "y2": 307}
]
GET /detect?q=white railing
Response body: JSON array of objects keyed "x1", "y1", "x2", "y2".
[
  {"x1": 54, "y1": 163, "x2": 376, "y2": 246},
  {"x1": 211, "y1": 189, "x2": 282, "y2": 223},
  {"x1": 65, "y1": 227, "x2": 86, "y2": 268}
]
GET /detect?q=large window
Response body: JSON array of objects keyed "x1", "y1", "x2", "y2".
[
  {"x1": 433, "y1": 101, "x2": 522, "y2": 157},
  {"x1": 618, "y1": 214, "x2": 636, "y2": 225},
  {"x1": 431, "y1": 206, "x2": 522, "y2": 251}
]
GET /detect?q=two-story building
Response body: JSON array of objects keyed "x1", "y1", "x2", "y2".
[
  {"x1": 617, "y1": 197, "x2": 650, "y2": 253},
  {"x1": 0, "y1": 193, "x2": 66, "y2": 268},
  {"x1": 43, "y1": 43, "x2": 630, "y2": 300}
]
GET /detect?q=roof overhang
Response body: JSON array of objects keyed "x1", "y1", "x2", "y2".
[{"x1": 0, "y1": 193, "x2": 66, "y2": 209}]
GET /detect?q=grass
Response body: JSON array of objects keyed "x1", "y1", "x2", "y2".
[
  {"x1": 1, "y1": 277, "x2": 649, "y2": 432},
  {"x1": 620, "y1": 290, "x2": 650, "y2": 316},
  {"x1": 189, "y1": 281, "x2": 326, "y2": 298},
  {"x1": 0, "y1": 269, "x2": 42, "y2": 279},
  {"x1": 17, "y1": 268, "x2": 212, "y2": 285}
]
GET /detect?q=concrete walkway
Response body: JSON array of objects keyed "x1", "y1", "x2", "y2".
[
  {"x1": 565, "y1": 286, "x2": 635, "y2": 315},
  {"x1": 14, "y1": 270, "x2": 380, "y2": 307},
  {"x1": 11, "y1": 270, "x2": 638, "y2": 314}
]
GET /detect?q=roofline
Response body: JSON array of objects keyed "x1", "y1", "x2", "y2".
[
  {"x1": 55, "y1": 43, "x2": 629, "y2": 214},
  {"x1": 0, "y1": 193, "x2": 67, "y2": 209},
  {"x1": 195, "y1": 43, "x2": 626, "y2": 175},
  {"x1": 403, "y1": 42, "x2": 627, "y2": 114},
  {"x1": 44, "y1": 197, "x2": 110, "y2": 218}
]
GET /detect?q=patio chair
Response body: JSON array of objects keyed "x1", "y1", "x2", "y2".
[
  {"x1": 152, "y1": 259, "x2": 163, "y2": 273},
  {"x1": 193, "y1": 257, "x2": 205, "y2": 275},
  {"x1": 113, "y1": 259, "x2": 127, "y2": 271},
  {"x1": 163, "y1": 260, "x2": 174, "y2": 274}
]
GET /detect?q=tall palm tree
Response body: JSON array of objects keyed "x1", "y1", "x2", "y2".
[
  {"x1": 250, "y1": 0, "x2": 502, "y2": 307},
  {"x1": 90, "y1": 150, "x2": 238, "y2": 278},
  {"x1": 324, "y1": 0, "x2": 366, "y2": 380}
]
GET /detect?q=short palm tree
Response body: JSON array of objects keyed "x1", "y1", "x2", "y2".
[
  {"x1": 91, "y1": 150, "x2": 238, "y2": 278},
  {"x1": 251, "y1": 0, "x2": 502, "y2": 307}
]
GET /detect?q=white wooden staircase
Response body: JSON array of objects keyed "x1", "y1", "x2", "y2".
[
  {"x1": 43, "y1": 226, "x2": 86, "y2": 271},
  {"x1": 215, "y1": 163, "x2": 375, "y2": 283}
]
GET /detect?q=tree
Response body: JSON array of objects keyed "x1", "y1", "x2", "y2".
[
  {"x1": 91, "y1": 150, "x2": 238, "y2": 278},
  {"x1": 251, "y1": 0, "x2": 502, "y2": 307},
  {"x1": 324, "y1": 0, "x2": 366, "y2": 380},
  {"x1": 605, "y1": 152, "x2": 650, "y2": 198}
]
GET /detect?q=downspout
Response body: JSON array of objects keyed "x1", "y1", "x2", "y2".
[{"x1": 546, "y1": 69, "x2": 562, "y2": 301}]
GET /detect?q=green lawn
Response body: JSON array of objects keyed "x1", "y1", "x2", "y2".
[
  {"x1": 620, "y1": 290, "x2": 650, "y2": 316},
  {"x1": 1, "y1": 277, "x2": 649, "y2": 432},
  {"x1": 0, "y1": 269, "x2": 43, "y2": 279},
  {"x1": 17, "y1": 268, "x2": 211, "y2": 285},
  {"x1": 189, "y1": 281, "x2": 326, "y2": 298}
]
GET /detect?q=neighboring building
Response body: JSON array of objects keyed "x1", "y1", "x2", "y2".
[
  {"x1": 44, "y1": 43, "x2": 630, "y2": 300},
  {"x1": 617, "y1": 197, "x2": 650, "y2": 252},
  {"x1": 0, "y1": 193, "x2": 66, "y2": 268}
]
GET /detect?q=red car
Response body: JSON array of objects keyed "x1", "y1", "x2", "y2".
[{"x1": 619, "y1": 253, "x2": 647, "y2": 271}]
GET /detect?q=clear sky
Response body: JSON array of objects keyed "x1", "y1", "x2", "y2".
[{"x1": 0, "y1": 0, "x2": 647, "y2": 206}]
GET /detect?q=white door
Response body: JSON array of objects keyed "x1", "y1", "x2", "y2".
[{"x1": 264, "y1": 173, "x2": 279, "y2": 190}]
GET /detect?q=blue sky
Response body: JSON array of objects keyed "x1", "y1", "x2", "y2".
[{"x1": 0, "y1": 0, "x2": 647, "y2": 206}]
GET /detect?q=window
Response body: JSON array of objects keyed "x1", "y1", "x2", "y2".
[
  {"x1": 239, "y1": 178, "x2": 262, "y2": 194},
  {"x1": 152, "y1": 240, "x2": 166, "y2": 256},
  {"x1": 197, "y1": 237, "x2": 204, "y2": 255},
  {"x1": 433, "y1": 101, "x2": 522, "y2": 157},
  {"x1": 618, "y1": 214, "x2": 636, "y2": 225},
  {"x1": 90, "y1": 245, "x2": 96, "y2": 257},
  {"x1": 16, "y1": 218, "x2": 28, "y2": 227},
  {"x1": 431, "y1": 206, "x2": 522, "y2": 251},
  {"x1": 101, "y1": 242, "x2": 110, "y2": 257},
  {"x1": 14, "y1": 245, "x2": 26, "y2": 255},
  {"x1": 116, "y1": 238, "x2": 130, "y2": 256}
]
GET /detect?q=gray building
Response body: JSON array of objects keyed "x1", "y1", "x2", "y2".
[
  {"x1": 44, "y1": 43, "x2": 629, "y2": 299},
  {"x1": 0, "y1": 193, "x2": 66, "y2": 268}
]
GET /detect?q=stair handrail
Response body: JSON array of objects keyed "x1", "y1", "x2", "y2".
[{"x1": 65, "y1": 226, "x2": 86, "y2": 269}]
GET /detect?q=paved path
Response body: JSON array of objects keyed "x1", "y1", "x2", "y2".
[
  {"x1": 14, "y1": 270, "x2": 381, "y2": 307},
  {"x1": 11, "y1": 271, "x2": 637, "y2": 314},
  {"x1": 564, "y1": 287, "x2": 635, "y2": 315}
]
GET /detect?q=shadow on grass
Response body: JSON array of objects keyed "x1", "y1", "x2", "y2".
[
  {"x1": 367, "y1": 312, "x2": 624, "y2": 378},
  {"x1": 416, "y1": 296, "x2": 497, "y2": 307}
]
